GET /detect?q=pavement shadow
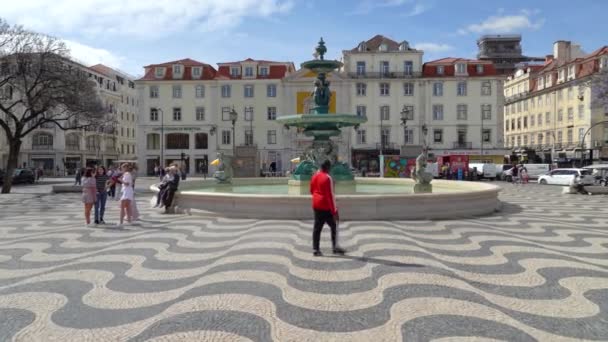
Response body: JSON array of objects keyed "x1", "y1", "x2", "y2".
[{"x1": 332, "y1": 255, "x2": 424, "y2": 268}]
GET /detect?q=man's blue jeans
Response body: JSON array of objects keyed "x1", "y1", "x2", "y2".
[{"x1": 94, "y1": 191, "x2": 107, "y2": 222}]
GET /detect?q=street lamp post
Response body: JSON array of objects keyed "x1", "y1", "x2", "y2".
[
  {"x1": 229, "y1": 107, "x2": 238, "y2": 157},
  {"x1": 157, "y1": 107, "x2": 164, "y2": 168}
]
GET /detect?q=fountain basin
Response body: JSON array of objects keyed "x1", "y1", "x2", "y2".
[{"x1": 152, "y1": 178, "x2": 501, "y2": 220}]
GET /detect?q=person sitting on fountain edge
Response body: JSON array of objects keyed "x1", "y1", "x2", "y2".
[{"x1": 310, "y1": 159, "x2": 345, "y2": 257}]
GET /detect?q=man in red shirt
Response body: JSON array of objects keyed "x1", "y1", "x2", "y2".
[{"x1": 310, "y1": 160, "x2": 345, "y2": 256}]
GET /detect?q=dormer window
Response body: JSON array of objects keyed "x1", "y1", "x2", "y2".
[
  {"x1": 358, "y1": 42, "x2": 367, "y2": 52},
  {"x1": 567, "y1": 65, "x2": 575, "y2": 79},
  {"x1": 476, "y1": 64, "x2": 484, "y2": 74},
  {"x1": 379, "y1": 43, "x2": 388, "y2": 52},
  {"x1": 244, "y1": 66, "x2": 254, "y2": 77},
  {"x1": 230, "y1": 67, "x2": 240, "y2": 77},
  {"x1": 545, "y1": 74, "x2": 552, "y2": 87},
  {"x1": 155, "y1": 67, "x2": 164, "y2": 78},
  {"x1": 437, "y1": 66, "x2": 444, "y2": 75},
  {"x1": 456, "y1": 63, "x2": 467, "y2": 74},
  {"x1": 173, "y1": 65, "x2": 182, "y2": 75},
  {"x1": 192, "y1": 67, "x2": 201, "y2": 78},
  {"x1": 601, "y1": 56, "x2": 608, "y2": 69},
  {"x1": 558, "y1": 69, "x2": 565, "y2": 82},
  {"x1": 259, "y1": 67, "x2": 269, "y2": 76},
  {"x1": 399, "y1": 41, "x2": 409, "y2": 51},
  {"x1": 537, "y1": 77, "x2": 544, "y2": 89}
]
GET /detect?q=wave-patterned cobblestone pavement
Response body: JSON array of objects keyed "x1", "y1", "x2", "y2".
[{"x1": 1, "y1": 184, "x2": 608, "y2": 341}]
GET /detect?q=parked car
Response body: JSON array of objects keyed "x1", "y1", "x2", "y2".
[
  {"x1": 522, "y1": 164, "x2": 550, "y2": 179},
  {"x1": 537, "y1": 168, "x2": 594, "y2": 186},
  {"x1": 11, "y1": 169, "x2": 36, "y2": 184},
  {"x1": 469, "y1": 163, "x2": 497, "y2": 180}
]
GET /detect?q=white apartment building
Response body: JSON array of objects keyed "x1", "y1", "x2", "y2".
[
  {"x1": 505, "y1": 41, "x2": 608, "y2": 165},
  {"x1": 343, "y1": 35, "x2": 507, "y2": 171},
  {"x1": 0, "y1": 61, "x2": 138, "y2": 175},
  {"x1": 136, "y1": 58, "x2": 295, "y2": 176}
]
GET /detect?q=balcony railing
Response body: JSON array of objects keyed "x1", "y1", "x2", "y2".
[
  {"x1": 66, "y1": 144, "x2": 81, "y2": 151},
  {"x1": 347, "y1": 72, "x2": 422, "y2": 79},
  {"x1": 453, "y1": 142, "x2": 473, "y2": 149},
  {"x1": 32, "y1": 144, "x2": 54, "y2": 150}
]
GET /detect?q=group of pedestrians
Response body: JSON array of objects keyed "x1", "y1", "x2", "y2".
[
  {"x1": 153, "y1": 165, "x2": 181, "y2": 213},
  {"x1": 81, "y1": 163, "x2": 139, "y2": 227}
]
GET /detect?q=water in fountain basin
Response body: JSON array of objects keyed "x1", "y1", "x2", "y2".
[{"x1": 189, "y1": 183, "x2": 466, "y2": 195}]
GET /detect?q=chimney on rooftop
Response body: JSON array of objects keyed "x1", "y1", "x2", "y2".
[{"x1": 545, "y1": 55, "x2": 554, "y2": 64}]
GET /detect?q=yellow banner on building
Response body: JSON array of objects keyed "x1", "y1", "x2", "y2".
[{"x1": 296, "y1": 91, "x2": 336, "y2": 114}]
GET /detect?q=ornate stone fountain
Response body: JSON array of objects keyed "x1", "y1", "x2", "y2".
[{"x1": 277, "y1": 38, "x2": 367, "y2": 184}]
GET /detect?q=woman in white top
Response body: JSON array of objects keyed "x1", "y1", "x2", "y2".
[{"x1": 119, "y1": 163, "x2": 134, "y2": 225}]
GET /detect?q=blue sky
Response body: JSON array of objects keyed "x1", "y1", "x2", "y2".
[{"x1": 2, "y1": 0, "x2": 607, "y2": 76}]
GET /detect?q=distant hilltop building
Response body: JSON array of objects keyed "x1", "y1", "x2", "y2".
[{"x1": 477, "y1": 34, "x2": 544, "y2": 75}]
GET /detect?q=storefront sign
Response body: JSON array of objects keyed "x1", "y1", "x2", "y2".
[
  {"x1": 152, "y1": 127, "x2": 202, "y2": 132},
  {"x1": 431, "y1": 149, "x2": 510, "y2": 156}
]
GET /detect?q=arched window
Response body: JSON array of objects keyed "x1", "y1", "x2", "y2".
[
  {"x1": 166, "y1": 133, "x2": 189, "y2": 149},
  {"x1": 86, "y1": 135, "x2": 101, "y2": 151},
  {"x1": 195, "y1": 133, "x2": 208, "y2": 149},
  {"x1": 147, "y1": 133, "x2": 160, "y2": 150},
  {"x1": 32, "y1": 133, "x2": 53, "y2": 149},
  {"x1": 65, "y1": 133, "x2": 80, "y2": 151}
]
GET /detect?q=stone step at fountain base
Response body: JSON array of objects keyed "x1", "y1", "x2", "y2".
[{"x1": 287, "y1": 179, "x2": 355, "y2": 196}]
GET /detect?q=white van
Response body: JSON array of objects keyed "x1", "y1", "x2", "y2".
[
  {"x1": 522, "y1": 164, "x2": 550, "y2": 179},
  {"x1": 469, "y1": 163, "x2": 497, "y2": 180}
]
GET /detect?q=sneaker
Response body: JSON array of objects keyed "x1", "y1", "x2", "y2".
[
  {"x1": 94, "y1": 220, "x2": 99, "y2": 225},
  {"x1": 332, "y1": 247, "x2": 346, "y2": 255},
  {"x1": 313, "y1": 250, "x2": 323, "y2": 257},
  {"x1": 100, "y1": 220, "x2": 106, "y2": 225}
]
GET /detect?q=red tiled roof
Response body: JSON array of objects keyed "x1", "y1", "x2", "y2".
[
  {"x1": 138, "y1": 58, "x2": 217, "y2": 81},
  {"x1": 89, "y1": 64, "x2": 114, "y2": 77},
  {"x1": 217, "y1": 58, "x2": 292, "y2": 65},
  {"x1": 215, "y1": 63, "x2": 292, "y2": 80},
  {"x1": 422, "y1": 58, "x2": 496, "y2": 77},
  {"x1": 349, "y1": 34, "x2": 404, "y2": 52}
]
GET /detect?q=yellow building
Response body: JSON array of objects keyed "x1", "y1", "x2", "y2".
[{"x1": 504, "y1": 41, "x2": 608, "y2": 165}]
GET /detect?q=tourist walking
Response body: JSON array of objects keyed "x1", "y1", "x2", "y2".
[
  {"x1": 94, "y1": 166, "x2": 109, "y2": 224},
  {"x1": 81, "y1": 167, "x2": 96, "y2": 226},
  {"x1": 309, "y1": 160, "x2": 345, "y2": 257},
  {"x1": 130, "y1": 163, "x2": 140, "y2": 221},
  {"x1": 75, "y1": 168, "x2": 83, "y2": 185},
  {"x1": 118, "y1": 163, "x2": 134, "y2": 226}
]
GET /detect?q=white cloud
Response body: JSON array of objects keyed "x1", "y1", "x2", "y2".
[
  {"x1": 413, "y1": 42, "x2": 453, "y2": 53},
  {"x1": 62, "y1": 39, "x2": 124, "y2": 68},
  {"x1": 459, "y1": 10, "x2": 545, "y2": 35},
  {"x1": 349, "y1": 0, "x2": 431, "y2": 16},
  {"x1": 1, "y1": 0, "x2": 294, "y2": 39}
]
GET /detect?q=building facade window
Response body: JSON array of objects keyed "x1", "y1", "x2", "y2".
[
  {"x1": 403, "y1": 105, "x2": 414, "y2": 120},
  {"x1": 483, "y1": 129, "x2": 491, "y2": 143},
  {"x1": 456, "y1": 63, "x2": 466, "y2": 74},
  {"x1": 433, "y1": 82, "x2": 443, "y2": 96},
  {"x1": 356, "y1": 61, "x2": 366, "y2": 75},
  {"x1": 192, "y1": 67, "x2": 201, "y2": 78},
  {"x1": 523, "y1": 100, "x2": 528, "y2": 111},
  {"x1": 173, "y1": 65, "x2": 182, "y2": 75},
  {"x1": 567, "y1": 128, "x2": 573, "y2": 144},
  {"x1": 530, "y1": 114, "x2": 535, "y2": 126},
  {"x1": 166, "y1": 133, "x2": 189, "y2": 149},
  {"x1": 150, "y1": 108, "x2": 158, "y2": 121},
  {"x1": 33, "y1": 133, "x2": 53, "y2": 148},
  {"x1": 267, "y1": 84, "x2": 277, "y2": 97},
  {"x1": 404, "y1": 61, "x2": 413, "y2": 75},
  {"x1": 244, "y1": 106, "x2": 254, "y2": 121},
  {"x1": 381, "y1": 128, "x2": 390, "y2": 147},
  {"x1": 356, "y1": 83, "x2": 367, "y2": 96},
  {"x1": 457, "y1": 104, "x2": 467, "y2": 120},
  {"x1": 482, "y1": 104, "x2": 492, "y2": 120},
  {"x1": 221, "y1": 85, "x2": 231, "y2": 98},
  {"x1": 222, "y1": 107, "x2": 231, "y2": 121},
  {"x1": 476, "y1": 64, "x2": 484, "y2": 74},
  {"x1": 230, "y1": 67, "x2": 240, "y2": 77},
  {"x1": 267, "y1": 130, "x2": 277, "y2": 144},
  {"x1": 267, "y1": 106, "x2": 277, "y2": 120},
  {"x1": 404, "y1": 128, "x2": 413, "y2": 144},
  {"x1": 244, "y1": 85, "x2": 254, "y2": 98},
  {"x1": 481, "y1": 81, "x2": 491, "y2": 96},
  {"x1": 244, "y1": 129, "x2": 253, "y2": 146},
  {"x1": 432, "y1": 104, "x2": 444, "y2": 120},
  {"x1": 538, "y1": 113, "x2": 542, "y2": 126},
  {"x1": 380, "y1": 105, "x2": 390, "y2": 120},
  {"x1": 244, "y1": 66, "x2": 254, "y2": 77},
  {"x1": 579, "y1": 128, "x2": 585, "y2": 142},
  {"x1": 222, "y1": 130, "x2": 231, "y2": 145},
  {"x1": 149, "y1": 85, "x2": 159, "y2": 98},
  {"x1": 457, "y1": 81, "x2": 467, "y2": 96},
  {"x1": 403, "y1": 82, "x2": 414, "y2": 96},
  {"x1": 380, "y1": 61, "x2": 389, "y2": 75},
  {"x1": 259, "y1": 67, "x2": 269, "y2": 76},
  {"x1": 437, "y1": 66, "x2": 444, "y2": 75},
  {"x1": 196, "y1": 107, "x2": 205, "y2": 121},
  {"x1": 172, "y1": 85, "x2": 182, "y2": 98},
  {"x1": 557, "y1": 109, "x2": 563, "y2": 122},
  {"x1": 356, "y1": 105, "x2": 366, "y2": 117},
  {"x1": 195, "y1": 133, "x2": 208, "y2": 149},
  {"x1": 567, "y1": 107, "x2": 574, "y2": 121},
  {"x1": 195, "y1": 85, "x2": 205, "y2": 98},
  {"x1": 433, "y1": 129, "x2": 443, "y2": 143},
  {"x1": 155, "y1": 68, "x2": 164, "y2": 77},
  {"x1": 146, "y1": 134, "x2": 159, "y2": 150},
  {"x1": 578, "y1": 104, "x2": 585, "y2": 119},
  {"x1": 379, "y1": 83, "x2": 390, "y2": 96},
  {"x1": 173, "y1": 107, "x2": 181, "y2": 121},
  {"x1": 356, "y1": 129, "x2": 366, "y2": 144}
]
